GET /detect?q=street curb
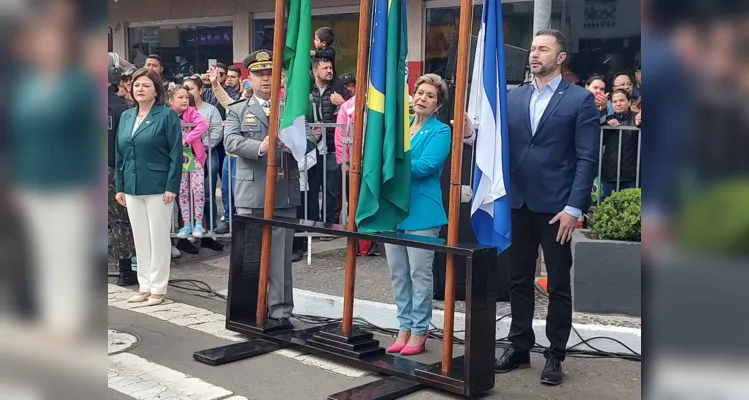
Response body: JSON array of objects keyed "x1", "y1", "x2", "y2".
[{"x1": 291, "y1": 288, "x2": 641, "y2": 355}]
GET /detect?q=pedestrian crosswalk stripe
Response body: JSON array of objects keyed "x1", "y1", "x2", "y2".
[
  {"x1": 109, "y1": 352, "x2": 246, "y2": 400},
  {"x1": 108, "y1": 284, "x2": 369, "y2": 378}
]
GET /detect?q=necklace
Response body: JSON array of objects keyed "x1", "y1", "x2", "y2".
[{"x1": 137, "y1": 107, "x2": 152, "y2": 118}]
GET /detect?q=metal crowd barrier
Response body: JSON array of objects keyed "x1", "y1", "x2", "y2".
[
  {"x1": 171, "y1": 120, "x2": 354, "y2": 266},
  {"x1": 297, "y1": 122, "x2": 352, "y2": 265},
  {"x1": 595, "y1": 125, "x2": 642, "y2": 206}
]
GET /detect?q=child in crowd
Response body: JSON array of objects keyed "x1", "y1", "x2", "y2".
[
  {"x1": 311, "y1": 26, "x2": 347, "y2": 104},
  {"x1": 168, "y1": 87, "x2": 209, "y2": 239},
  {"x1": 311, "y1": 27, "x2": 337, "y2": 72},
  {"x1": 334, "y1": 74, "x2": 357, "y2": 166}
]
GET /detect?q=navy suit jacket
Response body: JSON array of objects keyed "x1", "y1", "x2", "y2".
[{"x1": 507, "y1": 79, "x2": 600, "y2": 215}]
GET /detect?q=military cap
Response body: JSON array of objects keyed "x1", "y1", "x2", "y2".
[
  {"x1": 340, "y1": 73, "x2": 356, "y2": 85},
  {"x1": 243, "y1": 50, "x2": 274, "y2": 72}
]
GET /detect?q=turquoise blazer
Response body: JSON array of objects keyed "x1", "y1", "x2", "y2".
[
  {"x1": 115, "y1": 105, "x2": 183, "y2": 195},
  {"x1": 398, "y1": 115, "x2": 451, "y2": 231}
]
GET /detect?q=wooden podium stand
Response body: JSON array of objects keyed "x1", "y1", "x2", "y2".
[{"x1": 193, "y1": 0, "x2": 500, "y2": 397}]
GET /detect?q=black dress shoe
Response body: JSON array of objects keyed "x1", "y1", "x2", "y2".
[
  {"x1": 540, "y1": 358, "x2": 563, "y2": 385},
  {"x1": 116, "y1": 271, "x2": 138, "y2": 287},
  {"x1": 292, "y1": 251, "x2": 304, "y2": 262},
  {"x1": 115, "y1": 259, "x2": 138, "y2": 287},
  {"x1": 200, "y1": 237, "x2": 224, "y2": 251},
  {"x1": 176, "y1": 239, "x2": 200, "y2": 254},
  {"x1": 275, "y1": 317, "x2": 294, "y2": 328},
  {"x1": 494, "y1": 347, "x2": 531, "y2": 373}
]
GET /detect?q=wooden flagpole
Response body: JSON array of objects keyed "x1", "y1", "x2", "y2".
[
  {"x1": 341, "y1": 0, "x2": 371, "y2": 336},
  {"x1": 441, "y1": 0, "x2": 473, "y2": 374},
  {"x1": 257, "y1": 0, "x2": 288, "y2": 323}
]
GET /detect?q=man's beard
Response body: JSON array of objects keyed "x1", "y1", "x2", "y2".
[{"x1": 532, "y1": 63, "x2": 555, "y2": 77}]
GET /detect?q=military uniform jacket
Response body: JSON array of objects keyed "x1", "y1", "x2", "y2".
[{"x1": 224, "y1": 96, "x2": 316, "y2": 209}]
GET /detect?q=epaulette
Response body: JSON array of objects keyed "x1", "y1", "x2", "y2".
[{"x1": 228, "y1": 98, "x2": 247, "y2": 107}]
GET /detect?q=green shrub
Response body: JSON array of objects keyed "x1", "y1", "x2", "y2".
[
  {"x1": 678, "y1": 180, "x2": 749, "y2": 253},
  {"x1": 591, "y1": 188, "x2": 641, "y2": 241}
]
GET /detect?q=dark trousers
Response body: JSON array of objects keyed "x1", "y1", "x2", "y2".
[
  {"x1": 324, "y1": 158, "x2": 341, "y2": 224},
  {"x1": 203, "y1": 150, "x2": 220, "y2": 229},
  {"x1": 507, "y1": 205, "x2": 573, "y2": 361},
  {"x1": 292, "y1": 197, "x2": 308, "y2": 253},
  {"x1": 306, "y1": 163, "x2": 321, "y2": 222},
  {"x1": 307, "y1": 154, "x2": 341, "y2": 223}
]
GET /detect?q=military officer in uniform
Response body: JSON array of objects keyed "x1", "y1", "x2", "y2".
[
  {"x1": 224, "y1": 50, "x2": 316, "y2": 325},
  {"x1": 108, "y1": 53, "x2": 137, "y2": 286}
]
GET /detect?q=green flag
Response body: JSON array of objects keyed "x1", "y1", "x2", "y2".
[
  {"x1": 279, "y1": 0, "x2": 312, "y2": 163},
  {"x1": 355, "y1": 0, "x2": 410, "y2": 233}
]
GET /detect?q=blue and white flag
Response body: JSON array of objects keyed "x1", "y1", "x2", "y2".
[{"x1": 467, "y1": 0, "x2": 512, "y2": 254}]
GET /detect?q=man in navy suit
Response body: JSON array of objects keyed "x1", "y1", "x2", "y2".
[{"x1": 494, "y1": 29, "x2": 599, "y2": 385}]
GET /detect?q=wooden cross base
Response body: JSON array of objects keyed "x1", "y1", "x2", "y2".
[{"x1": 194, "y1": 215, "x2": 498, "y2": 398}]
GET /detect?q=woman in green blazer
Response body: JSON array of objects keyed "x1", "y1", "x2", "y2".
[{"x1": 115, "y1": 68, "x2": 182, "y2": 306}]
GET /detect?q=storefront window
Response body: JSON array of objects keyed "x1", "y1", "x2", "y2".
[
  {"x1": 254, "y1": 13, "x2": 360, "y2": 77},
  {"x1": 555, "y1": 0, "x2": 642, "y2": 87},
  {"x1": 128, "y1": 21, "x2": 233, "y2": 82},
  {"x1": 425, "y1": 2, "x2": 534, "y2": 77},
  {"x1": 424, "y1": 0, "x2": 641, "y2": 89}
]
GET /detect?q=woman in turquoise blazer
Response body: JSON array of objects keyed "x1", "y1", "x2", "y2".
[
  {"x1": 385, "y1": 74, "x2": 473, "y2": 356},
  {"x1": 115, "y1": 68, "x2": 182, "y2": 306}
]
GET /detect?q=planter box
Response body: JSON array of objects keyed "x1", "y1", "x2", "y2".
[{"x1": 571, "y1": 229, "x2": 641, "y2": 316}]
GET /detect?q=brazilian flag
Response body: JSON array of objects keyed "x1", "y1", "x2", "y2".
[
  {"x1": 591, "y1": 177, "x2": 600, "y2": 203},
  {"x1": 183, "y1": 147, "x2": 196, "y2": 172},
  {"x1": 355, "y1": 0, "x2": 410, "y2": 233}
]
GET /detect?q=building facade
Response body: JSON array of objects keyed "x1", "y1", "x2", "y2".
[{"x1": 108, "y1": 0, "x2": 640, "y2": 90}]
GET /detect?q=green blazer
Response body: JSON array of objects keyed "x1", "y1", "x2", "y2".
[{"x1": 115, "y1": 104, "x2": 182, "y2": 195}]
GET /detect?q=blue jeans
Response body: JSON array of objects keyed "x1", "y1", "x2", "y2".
[
  {"x1": 601, "y1": 179, "x2": 637, "y2": 202},
  {"x1": 221, "y1": 156, "x2": 237, "y2": 221},
  {"x1": 384, "y1": 227, "x2": 440, "y2": 334},
  {"x1": 204, "y1": 150, "x2": 220, "y2": 229}
]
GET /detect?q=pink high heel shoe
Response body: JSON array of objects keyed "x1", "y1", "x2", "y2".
[
  {"x1": 400, "y1": 333, "x2": 428, "y2": 356},
  {"x1": 386, "y1": 332, "x2": 411, "y2": 353}
]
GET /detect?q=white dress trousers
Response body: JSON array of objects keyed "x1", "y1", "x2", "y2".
[{"x1": 125, "y1": 194, "x2": 174, "y2": 295}]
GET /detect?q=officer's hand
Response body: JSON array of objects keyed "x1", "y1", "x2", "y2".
[
  {"x1": 259, "y1": 136, "x2": 270, "y2": 154},
  {"x1": 281, "y1": 144, "x2": 292, "y2": 153}
]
